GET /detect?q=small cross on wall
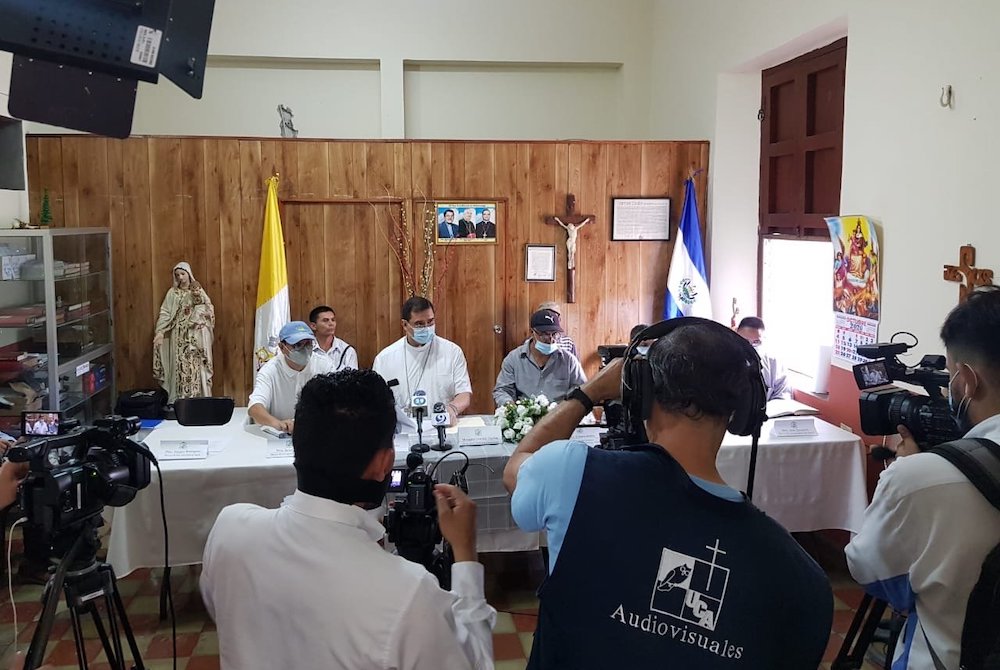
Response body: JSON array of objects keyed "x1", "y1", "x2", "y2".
[{"x1": 943, "y1": 245, "x2": 994, "y2": 303}]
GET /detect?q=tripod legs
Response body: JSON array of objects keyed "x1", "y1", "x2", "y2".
[{"x1": 832, "y1": 594, "x2": 904, "y2": 670}]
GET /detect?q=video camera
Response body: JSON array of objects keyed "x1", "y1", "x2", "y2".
[
  {"x1": 385, "y1": 452, "x2": 469, "y2": 589},
  {"x1": 7, "y1": 414, "x2": 152, "y2": 555},
  {"x1": 853, "y1": 341, "x2": 962, "y2": 451},
  {"x1": 596, "y1": 344, "x2": 649, "y2": 449}
]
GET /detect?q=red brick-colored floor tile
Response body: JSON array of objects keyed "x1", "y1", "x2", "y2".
[
  {"x1": 835, "y1": 587, "x2": 866, "y2": 610},
  {"x1": 43, "y1": 638, "x2": 104, "y2": 665},
  {"x1": 145, "y1": 632, "x2": 201, "y2": 659},
  {"x1": 824, "y1": 633, "x2": 847, "y2": 663},
  {"x1": 493, "y1": 633, "x2": 528, "y2": 661},
  {"x1": 186, "y1": 655, "x2": 221, "y2": 670},
  {"x1": 511, "y1": 613, "x2": 538, "y2": 633},
  {"x1": 832, "y1": 609, "x2": 860, "y2": 635}
]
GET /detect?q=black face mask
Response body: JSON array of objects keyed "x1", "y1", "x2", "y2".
[{"x1": 296, "y1": 464, "x2": 393, "y2": 510}]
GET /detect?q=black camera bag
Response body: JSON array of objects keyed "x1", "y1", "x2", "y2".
[
  {"x1": 114, "y1": 388, "x2": 168, "y2": 420},
  {"x1": 926, "y1": 438, "x2": 1000, "y2": 670}
]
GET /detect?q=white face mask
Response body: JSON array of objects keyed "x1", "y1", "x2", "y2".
[{"x1": 285, "y1": 346, "x2": 313, "y2": 367}]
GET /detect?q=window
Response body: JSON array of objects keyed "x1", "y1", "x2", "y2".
[
  {"x1": 761, "y1": 238, "x2": 833, "y2": 376},
  {"x1": 758, "y1": 38, "x2": 845, "y2": 382}
]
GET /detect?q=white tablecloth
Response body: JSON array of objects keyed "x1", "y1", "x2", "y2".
[{"x1": 106, "y1": 410, "x2": 866, "y2": 576}]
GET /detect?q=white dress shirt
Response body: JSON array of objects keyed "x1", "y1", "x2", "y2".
[
  {"x1": 846, "y1": 414, "x2": 1000, "y2": 669},
  {"x1": 314, "y1": 336, "x2": 359, "y2": 371},
  {"x1": 201, "y1": 490, "x2": 496, "y2": 670},
  {"x1": 372, "y1": 336, "x2": 473, "y2": 413},
  {"x1": 247, "y1": 353, "x2": 335, "y2": 421}
]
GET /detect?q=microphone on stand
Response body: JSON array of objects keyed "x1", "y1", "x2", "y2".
[
  {"x1": 430, "y1": 402, "x2": 452, "y2": 452},
  {"x1": 410, "y1": 390, "x2": 430, "y2": 453}
]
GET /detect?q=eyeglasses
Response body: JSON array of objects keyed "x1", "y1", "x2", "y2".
[
  {"x1": 284, "y1": 340, "x2": 313, "y2": 352},
  {"x1": 532, "y1": 330, "x2": 556, "y2": 343}
]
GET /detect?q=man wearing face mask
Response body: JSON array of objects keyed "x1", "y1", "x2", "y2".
[
  {"x1": 203, "y1": 370, "x2": 496, "y2": 669},
  {"x1": 493, "y1": 309, "x2": 587, "y2": 408},
  {"x1": 248, "y1": 321, "x2": 335, "y2": 433},
  {"x1": 736, "y1": 317, "x2": 790, "y2": 400},
  {"x1": 373, "y1": 296, "x2": 472, "y2": 427},
  {"x1": 846, "y1": 286, "x2": 1000, "y2": 670}
]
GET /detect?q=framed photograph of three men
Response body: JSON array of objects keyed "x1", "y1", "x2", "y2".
[{"x1": 435, "y1": 202, "x2": 499, "y2": 244}]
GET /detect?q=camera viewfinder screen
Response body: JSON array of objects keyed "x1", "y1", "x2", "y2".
[
  {"x1": 854, "y1": 361, "x2": 891, "y2": 390},
  {"x1": 388, "y1": 468, "x2": 406, "y2": 492},
  {"x1": 22, "y1": 412, "x2": 60, "y2": 436}
]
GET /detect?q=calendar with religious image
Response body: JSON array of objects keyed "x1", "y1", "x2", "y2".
[{"x1": 826, "y1": 215, "x2": 881, "y2": 365}]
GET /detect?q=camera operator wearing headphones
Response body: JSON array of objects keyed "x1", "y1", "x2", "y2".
[
  {"x1": 503, "y1": 320, "x2": 832, "y2": 669},
  {"x1": 846, "y1": 286, "x2": 1000, "y2": 669},
  {"x1": 201, "y1": 369, "x2": 496, "y2": 670}
]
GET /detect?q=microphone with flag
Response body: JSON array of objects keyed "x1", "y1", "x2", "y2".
[{"x1": 663, "y1": 176, "x2": 712, "y2": 320}]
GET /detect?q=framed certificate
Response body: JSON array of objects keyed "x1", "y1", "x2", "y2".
[
  {"x1": 611, "y1": 197, "x2": 671, "y2": 241},
  {"x1": 525, "y1": 244, "x2": 556, "y2": 282}
]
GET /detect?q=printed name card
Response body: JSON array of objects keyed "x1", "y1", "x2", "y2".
[
  {"x1": 266, "y1": 439, "x2": 295, "y2": 459},
  {"x1": 158, "y1": 440, "x2": 209, "y2": 460},
  {"x1": 458, "y1": 425, "x2": 503, "y2": 447},
  {"x1": 769, "y1": 417, "x2": 819, "y2": 438}
]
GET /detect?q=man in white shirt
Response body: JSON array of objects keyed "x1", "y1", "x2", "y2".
[
  {"x1": 308, "y1": 304, "x2": 358, "y2": 371},
  {"x1": 248, "y1": 321, "x2": 335, "y2": 433},
  {"x1": 847, "y1": 286, "x2": 1000, "y2": 669},
  {"x1": 373, "y1": 296, "x2": 472, "y2": 426},
  {"x1": 202, "y1": 369, "x2": 496, "y2": 670},
  {"x1": 737, "y1": 316, "x2": 790, "y2": 400}
]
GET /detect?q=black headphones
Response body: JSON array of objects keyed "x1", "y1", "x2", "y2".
[{"x1": 620, "y1": 317, "x2": 767, "y2": 441}]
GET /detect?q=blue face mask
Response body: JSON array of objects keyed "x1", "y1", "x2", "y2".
[
  {"x1": 412, "y1": 324, "x2": 435, "y2": 345},
  {"x1": 535, "y1": 339, "x2": 558, "y2": 355}
]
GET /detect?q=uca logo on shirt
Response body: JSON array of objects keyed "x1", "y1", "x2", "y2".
[{"x1": 609, "y1": 540, "x2": 744, "y2": 660}]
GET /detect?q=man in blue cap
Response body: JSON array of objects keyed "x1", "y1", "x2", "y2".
[{"x1": 249, "y1": 321, "x2": 335, "y2": 433}]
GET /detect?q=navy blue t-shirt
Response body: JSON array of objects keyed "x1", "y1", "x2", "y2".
[{"x1": 514, "y1": 442, "x2": 832, "y2": 669}]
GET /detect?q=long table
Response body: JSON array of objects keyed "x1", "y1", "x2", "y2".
[{"x1": 106, "y1": 409, "x2": 867, "y2": 578}]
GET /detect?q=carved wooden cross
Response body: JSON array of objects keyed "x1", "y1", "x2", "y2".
[
  {"x1": 943, "y1": 245, "x2": 994, "y2": 303},
  {"x1": 544, "y1": 194, "x2": 595, "y2": 303}
]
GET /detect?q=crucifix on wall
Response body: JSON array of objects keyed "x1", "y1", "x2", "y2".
[
  {"x1": 544, "y1": 194, "x2": 595, "y2": 303},
  {"x1": 943, "y1": 245, "x2": 994, "y2": 303}
]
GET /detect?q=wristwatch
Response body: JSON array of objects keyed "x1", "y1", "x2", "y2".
[{"x1": 567, "y1": 386, "x2": 594, "y2": 413}]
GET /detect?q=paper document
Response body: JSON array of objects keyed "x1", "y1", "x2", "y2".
[
  {"x1": 766, "y1": 398, "x2": 820, "y2": 419},
  {"x1": 158, "y1": 439, "x2": 209, "y2": 460},
  {"x1": 266, "y1": 439, "x2": 294, "y2": 459}
]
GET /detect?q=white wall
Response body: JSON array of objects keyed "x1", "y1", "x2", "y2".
[{"x1": 650, "y1": 0, "x2": 1000, "y2": 360}]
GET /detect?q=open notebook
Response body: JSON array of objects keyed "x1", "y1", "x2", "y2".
[{"x1": 766, "y1": 398, "x2": 821, "y2": 419}]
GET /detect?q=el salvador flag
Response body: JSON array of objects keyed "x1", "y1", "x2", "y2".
[{"x1": 663, "y1": 177, "x2": 712, "y2": 320}]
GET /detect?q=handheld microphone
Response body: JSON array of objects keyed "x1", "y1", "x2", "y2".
[
  {"x1": 430, "y1": 402, "x2": 452, "y2": 452},
  {"x1": 410, "y1": 390, "x2": 430, "y2": 453}
]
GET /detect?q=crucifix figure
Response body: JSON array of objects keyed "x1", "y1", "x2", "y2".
[
  {"x1": 544, "y1": 194, "x2": 595, "y2": 303},
  {"x1": 943, "y1": 245, "x2": 994, "y2": 303}
]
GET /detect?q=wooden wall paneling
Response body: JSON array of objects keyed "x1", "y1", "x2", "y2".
[
  {"x1": 561, "y1": 143, "x2": 583, "y2": 352},
  {"x1": 524, "y1": 143, "x2": 557, "y2": 348},
  {"x1": 121, "y1": 138, "x2": 155, "y2": 391},
  {"x1": 610, "y1": 143, "x2": 644, "y2": 341},
  {"x1": 638, "y1": 143, "x2": 674, "y2": 326},
  {"x1": 493, "y1": 143, "x2": 519, "y2": 355},
  {"x1": 386, "y1": 143, "x2": 409, "y2": 342},
  {"x1": 74, "y1": 137, "x2": 111, "y2": 229},
  {"x1": 25, "y1": 137, "x2": 40, "y2": 224},
  {"x1": 148, "y1": 139, "x2": 185, "y2": 305},
  {"x1": 106, "y1": 140, "x2": 129, "y2": 391},
  {"x1": 36, "y1": 139, "x2": 65, "y2": 226},
  {"x1": 179, "y1": 140, "x2": 209, "y2": 295},
  {"x1": 294, "y1": 142, "x2": 332, "y2": 318},
  {"x1": 328, "y1": 142, "x2": 356, "y2": 198},
  {"x1": 58, "y1": 137, "x2": 81, "y2": 228},
  {"x1": 575, "y1": 142, "x2": 610, "y2": 373},
  {"x1": 238, "y1": 140, "x2": 273, "y2": 394},
  {"x1": 212, "y1": 139, "x2": 245, "y2": 399}
]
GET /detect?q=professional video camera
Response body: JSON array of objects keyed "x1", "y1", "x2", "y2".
[
  {"x1": 596, "y1": 344, "x2": 649, "y2": 449},
  {"x1": 6, "y1": 414, "x2": 154, "y2": 670},
  {"x1": 853, "y1": 340, "x2": 962, "y2": 451},
  {"x1": 385, "y1": 451, "x2": 469, "y2": 589}
]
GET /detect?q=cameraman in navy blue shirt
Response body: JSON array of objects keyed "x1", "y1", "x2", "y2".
[{"x1": 503, "y1": 321, "x2": 832, "y2": 669}]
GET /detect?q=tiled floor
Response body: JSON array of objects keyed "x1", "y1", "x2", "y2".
[{"x1": 0, "y1": 535, "x2": 884, "y2": 670}]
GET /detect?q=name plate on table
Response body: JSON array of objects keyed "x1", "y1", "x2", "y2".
[
  {"x1": 769, "y1": 417, "x2": 819, "y2": 438},
  {"x1": 266, "y1": 439, "x2": 294, "y2": 459},
  {"x1": 158, "y1": 440, "x2": 209, "y2": 460},
  {"x1": 458, "y1": 425, "x2": 502, "y2": 446}
]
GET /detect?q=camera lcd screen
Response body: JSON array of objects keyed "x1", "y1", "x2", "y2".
[
  {"x1": 854, "y1": 360, "x2": 891, "y2": 390},
  {"x1": 388, "y1": 468, "x2": 406, "y2": 493},
  {"x1": 22, "y1": 412, "x2": 60, "y2": 436}
]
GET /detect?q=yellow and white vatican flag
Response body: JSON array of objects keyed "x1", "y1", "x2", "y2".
[{"x1": 253, "y1": 176, "x2": 290, "y2": 369}]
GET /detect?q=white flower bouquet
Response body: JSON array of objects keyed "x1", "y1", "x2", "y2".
[{"x1": 494, "y1": 394, "x2": 559, "y2": 443}]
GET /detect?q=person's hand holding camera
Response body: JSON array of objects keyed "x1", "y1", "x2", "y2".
[
  {"x1": 893, "y1": 425, "x2": 921, "y2": 458},
  {"x1": 581, "y1": 357, "x2": 625, "y2": 405},
  {"x1": 0, "y1": 460, "x2": 29, "y2": 509},
  {"x1": 434, "y1": 484, "x2": 477, "y2": 563}
]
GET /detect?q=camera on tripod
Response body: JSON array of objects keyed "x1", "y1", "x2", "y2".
[
  {"x1": 8, "y1": 414, "x2": 151, "y2": 542},
  {"x1": 385, "y1": 452, "x2": 469, "y2": 589},
  {"x1": 853, "y1": 341, "x2": 962, "y2": 451}
]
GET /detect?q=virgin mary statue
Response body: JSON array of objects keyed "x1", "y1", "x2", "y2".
[{"x1": 153, "y1": 262, "x2": 215, "y2": 400}]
